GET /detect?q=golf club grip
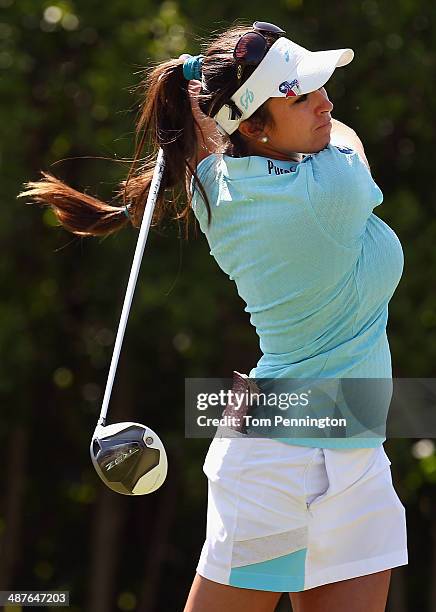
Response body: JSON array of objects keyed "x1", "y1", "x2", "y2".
[{"x1": 98, "y1": 148, "x2": 165, "y2": 425}]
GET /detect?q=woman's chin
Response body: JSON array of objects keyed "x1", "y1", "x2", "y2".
[{"x1": 307, "y1": 136, "x2": 331, "y2": 153}]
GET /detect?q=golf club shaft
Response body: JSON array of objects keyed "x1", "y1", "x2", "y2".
[{"x1": 98, "y1": 148, "x2": 165, "y2": 426}]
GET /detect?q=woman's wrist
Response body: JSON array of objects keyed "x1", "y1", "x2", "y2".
[{"x1": 188, "y1": 80, "x2": 221, "y2": 155}]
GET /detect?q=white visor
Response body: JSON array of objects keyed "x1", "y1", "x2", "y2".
[{"x1": 213, "y1": 37, "x2": 354, "y2": 135}]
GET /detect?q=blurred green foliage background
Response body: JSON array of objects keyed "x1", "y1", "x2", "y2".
[{"x1": 0, "y1": 0, "x2": 435, "y2": 610}]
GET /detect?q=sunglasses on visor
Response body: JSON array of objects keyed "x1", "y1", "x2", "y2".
[{"x1": 234, "y1": 21, "x2": 286, "y2": 80}]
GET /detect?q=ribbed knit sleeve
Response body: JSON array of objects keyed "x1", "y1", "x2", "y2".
[{"x1": 305, "y1": 145, "x2": 383, "y2": 248}]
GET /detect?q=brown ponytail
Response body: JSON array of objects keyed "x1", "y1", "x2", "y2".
[
  {"x1": 18, "y1": 23, "x2": 277, "y2": 238},
  {"x1": 18, "y1": 56, "x2": 202, "y2": 237}
]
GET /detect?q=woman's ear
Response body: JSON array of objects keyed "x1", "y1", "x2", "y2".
[{"x1": 238, "y1": 118, "x2": 263, "y2": 140}]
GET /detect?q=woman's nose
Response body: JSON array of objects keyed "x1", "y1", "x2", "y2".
[{"x1": 314, "y1": 87, "x2": 334, "y2": 113}]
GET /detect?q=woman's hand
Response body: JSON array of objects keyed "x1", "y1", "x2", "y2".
[{"x1": 330, "y1": 118, "x2": 370, "y2": 171}]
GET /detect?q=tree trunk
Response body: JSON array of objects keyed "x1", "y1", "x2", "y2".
[
  {"x1": 85, "y1": 354, "x2": 132, "y2": 611},
  {"x1": 85, "y1": 487, "x2": 124, "y2": 612},
  {"x1": 387, "y1": 565, "x2": 407, "y2": 612},
  {"x1": 430, "y1": 518, "x2": 436, "y2": 612},
  {"x1": 137, "y1": 448, "x2": 180, "y2": 612},
  {"x1": 0, "y1": 426, "x2": 28, "y2": 590}
]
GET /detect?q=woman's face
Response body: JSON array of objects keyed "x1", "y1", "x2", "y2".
[{"x1": 241, "y1": 87, "x2": 334, "y2": 162}]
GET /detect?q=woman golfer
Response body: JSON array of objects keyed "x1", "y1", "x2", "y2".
[{"x1": 20, "y1": 20, "x2": 408, "y2": 612}]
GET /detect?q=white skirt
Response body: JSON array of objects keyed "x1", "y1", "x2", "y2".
[{"x1": 196, "y1": 429, "x2": 408, "y2": 592}]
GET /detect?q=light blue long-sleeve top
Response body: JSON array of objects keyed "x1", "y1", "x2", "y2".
[{"x1": 191, "y1": 145, "x2": 404, "y2": 448}]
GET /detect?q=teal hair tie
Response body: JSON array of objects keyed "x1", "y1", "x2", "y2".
[{"x1": 183, "y1": 55, "x2": 203, "y2": 81}]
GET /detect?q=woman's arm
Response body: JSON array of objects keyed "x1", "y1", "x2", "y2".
[
  {"x1": 187, "y1": 80, "x2": 222, "y2": 165},
  {"x1": 178, "y1": 51, "x2": 222, "y2": 167},
  {"x1": 330, "y1": 118, "x2": 370, "y2": 171}
]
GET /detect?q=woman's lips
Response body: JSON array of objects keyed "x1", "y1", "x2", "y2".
[{"x1": 316, "y1": 119, "x2": 332, "y2": 130}]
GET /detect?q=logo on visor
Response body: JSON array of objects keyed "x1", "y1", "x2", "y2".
[
  {"x1": 240, "y1": 88, "x2": 254, "y2": 111},
  {"x1": 279, "y1": 79, "x2": 301, "y2": 97}
]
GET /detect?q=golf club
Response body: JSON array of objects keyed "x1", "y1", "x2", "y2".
[{"x1": 90, "y1": 148, "x2": 168, "y2": 495}]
